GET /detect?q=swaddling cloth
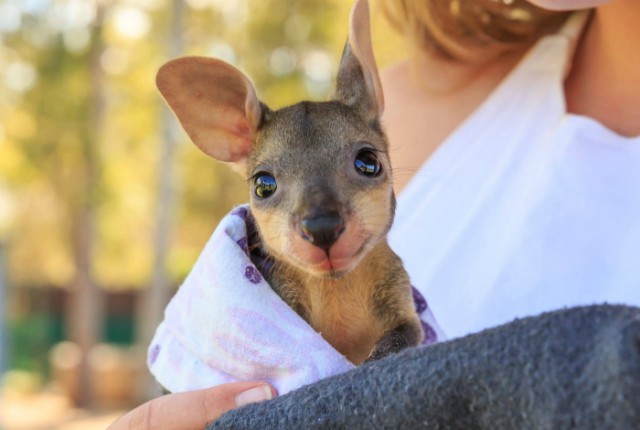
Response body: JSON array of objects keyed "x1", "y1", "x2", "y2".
[{"x1": 148, "y1": 205, "x2": 442, "y2": 395}]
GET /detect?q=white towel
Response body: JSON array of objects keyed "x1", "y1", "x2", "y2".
[{"x1": 148, "y1": 205, "x2": 441, "y2": 395}]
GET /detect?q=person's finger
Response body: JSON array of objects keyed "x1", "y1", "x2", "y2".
[{"x1": 107, "y1": 382, "x2": 276, "y2": 430}]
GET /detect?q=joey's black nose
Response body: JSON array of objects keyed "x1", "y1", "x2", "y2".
[{"x1": 300, "y1": 213, "x2": 345, "y2": 250}]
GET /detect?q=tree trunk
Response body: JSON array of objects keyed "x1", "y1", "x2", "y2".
[
  {"x1": 136, "y1": 0, "x2": 185, "y2": 401},
  {"x1": 66, "y1": 3, "x2": 107, "y2": 409}
]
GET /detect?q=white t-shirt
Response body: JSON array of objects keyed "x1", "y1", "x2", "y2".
[{"x1": 388, "y1": 12, "x2": 640, "y2": 340}]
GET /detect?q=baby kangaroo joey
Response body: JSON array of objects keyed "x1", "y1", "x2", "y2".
[{"x1": 156, "y1": 0, "x2": 423, "y2": 365}]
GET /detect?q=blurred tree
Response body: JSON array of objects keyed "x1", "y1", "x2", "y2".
[
  {"x1": 136, "y1": 0, "x2": 185, "y2": 401},
  {"x1": 65, "y1": 1, "x2": 107, "y2": 408}
]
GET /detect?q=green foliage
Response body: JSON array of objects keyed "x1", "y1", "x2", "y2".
[{"x1": 9, "y1": 314, "x2": 62, "y2": 375}]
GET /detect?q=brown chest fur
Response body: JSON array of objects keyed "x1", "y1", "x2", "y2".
[
  {"x1": 267, "y1": 242, "x2": 415, "y2": 365},
  {"x1": 306, "y1": 276, "x2": 385, "y2": 364}
]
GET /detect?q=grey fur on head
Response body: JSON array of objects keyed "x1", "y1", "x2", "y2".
[{"x1": 208, "y1": 304, "x2": 640, "y2": 429}]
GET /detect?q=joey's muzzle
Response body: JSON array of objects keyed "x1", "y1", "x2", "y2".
[{"x1": 300, "y1": 213, "x2": 345, "y2": 251}]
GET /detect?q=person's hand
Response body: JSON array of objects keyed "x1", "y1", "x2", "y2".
[{"x1": 107, "y1": 381, "x2": 276, "y2": 430}]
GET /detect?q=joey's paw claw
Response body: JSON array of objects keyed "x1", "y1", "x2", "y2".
[{"x1": 364, "y1": 348, "x2": 386, "y2": 363}]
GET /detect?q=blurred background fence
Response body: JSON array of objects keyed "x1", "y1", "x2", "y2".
[{"x1": 0, "y1": 0, "x2": 404, "y2": 427}]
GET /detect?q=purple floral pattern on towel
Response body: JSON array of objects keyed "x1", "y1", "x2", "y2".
[
  {"x1": 412, "y1": 286, "x2": 428, "y2": 314},
  {"x1": 236, "y1": 236, "x2": 249, "y2": 255},
  {"x1": 245, "y1": 266, "x2": 262, "y2": 284},
  {"x1": 149, "y1": 344, "x2": 161, "y2": 365},
  {"x1": 422, "y1": 321, "x2": 438, "y2": 345},
  {"x1": 412, "y1": 286, "x2": 438, "y2": 345},
  {"x1": 231, "y1": 206, "x2": 248, "y2": 220}
]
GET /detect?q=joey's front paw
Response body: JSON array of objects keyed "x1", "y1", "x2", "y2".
[
  {"x1": 365, "y1": 321, "x2": 424, "y2": 363},
  {"x1": 365, "y1": 346, "x2": 389, "y2": 363},
  {"x1": 365, "y1": 337, "x2": 404, "y2": 363}
]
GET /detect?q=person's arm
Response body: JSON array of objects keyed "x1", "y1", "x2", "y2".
[
  {"x1": 107, "y1": 382, "x2": 275, "y2": 430},
  {"x1": 209, "y1": 304, "x2": 640, "y2": 429}
]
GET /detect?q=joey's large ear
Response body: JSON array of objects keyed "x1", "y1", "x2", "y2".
[
  {"x1": 335, "y1": 0, "x2": 384, "y2": 119},
  {"x1": 156, "y1": 56, "x2": 264, "y2": 165}
]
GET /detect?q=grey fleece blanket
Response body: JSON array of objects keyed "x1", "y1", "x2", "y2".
[{"x1": 208, "y1": 304, "x2": 640, "y2": 429}]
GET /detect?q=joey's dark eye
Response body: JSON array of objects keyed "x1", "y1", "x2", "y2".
[
  {"x1": 254, "y1": 173, "x2": 277, "y2": 199},
  {"x1": 354, "y1": 149, "x2": 382, "y2": 177}
]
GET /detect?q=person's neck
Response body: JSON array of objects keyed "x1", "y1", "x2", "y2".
[
  {"x1": 408, "y1": 48, "x2": 526, "y2": 97},
  {"x1": 565, "y1": 0, "x2": 640, "y2": 137}
]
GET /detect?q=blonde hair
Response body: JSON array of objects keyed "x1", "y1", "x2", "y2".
[{"x1": 379, "y1": 0, "x2": 571, "y2": 63}]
